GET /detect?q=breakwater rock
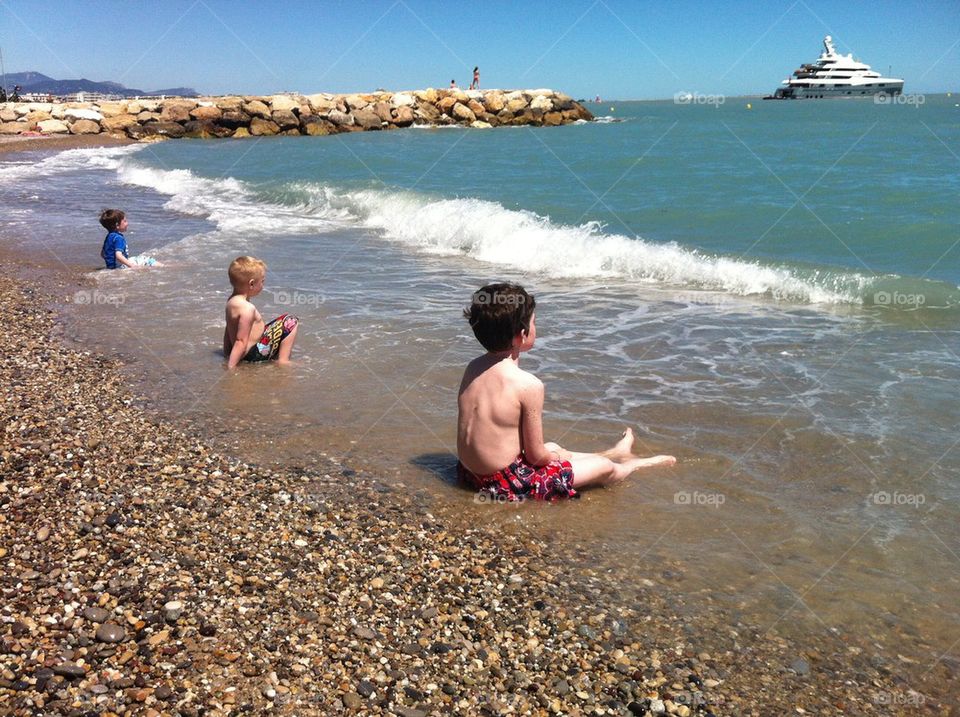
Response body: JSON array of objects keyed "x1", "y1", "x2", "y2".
[{"x1": 0, "y1": 89, "x2": 593, "y2": 141}]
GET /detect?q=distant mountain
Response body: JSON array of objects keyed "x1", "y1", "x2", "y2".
[{"x1": 5, "y1": 71, "x2": 197, "y2": 97}]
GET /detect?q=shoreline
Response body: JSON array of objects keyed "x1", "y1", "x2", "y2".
[{"x1": 0, "y1": 147, "x2": 951, "y2": 714}]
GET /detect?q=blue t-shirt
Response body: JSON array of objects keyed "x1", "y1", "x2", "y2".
[{"x1": 101, "y1": 231, "x2": 128, "y2": 269}]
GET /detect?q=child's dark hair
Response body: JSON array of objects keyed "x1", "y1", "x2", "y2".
[
  {"x1": 99, "y1": 209, "x2": 125, "y2": 232},
  {"x1": 463, "y1": 283, "x2": 536, "y2": 352}
]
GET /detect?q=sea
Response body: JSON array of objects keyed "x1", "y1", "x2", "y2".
[{"x1": 2, "y1": 95, "x2": 959, "y2": 680}]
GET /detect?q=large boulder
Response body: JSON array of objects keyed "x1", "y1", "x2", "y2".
[
  {"x1": 306, "y1": 94, "x2": 337, "y2": 113},
  {"x1": 232, "y1": 126, "x2": 250, "y2": 138},
  {"x1": 216, "y1": 96, "x2": 244, "y2": 111},
  {"x1": 64, "y1": 108, "x2": 103, "y2": 122},
  {"x1": 452, "y1": 102, "x2": 476, "y2": 123},
  {"x1": 271, "y1": 109, "x2": 299, "y2": 130},
  {"x1": 467, "y1": 99, "x2": 485, "y2": 116},
  {"x1": 470, "y1": 120, "x2": 492, "y2": 129},
  {"x1": 543, "y1": 111, "x2": 564, "y2": 126},
  {"x1": 160, "y1": 101, "x2": 197, "y2": 122},
  {"x1": 0, "y1": 109, "x2": 17, "y2": 122},
  {"x1": 438, "y1": 96, "x2": 457, "y2": 115},
  {"x1": 270, "y1": 95, "x2": 299, "y2": 112},
  {"x1": 249, "y1": 117, "x2": 280, "y2": 136},
  {"x1": 190, "y1": 105, "x2": 223, "y2": 121},
  {"x1": 25, "y1": 110, "x2": 52, "y2": 124},
  {"x1": 219, "y1": 110, "x2": 250, "y2": 129},
  {"x1": 37, "y1": 119, "x2": 69, "y2": 134},
  {"x1": 553, "y1": 93, "x2": 575, "y2": 111},
  {"x1": 125, "y1": 101, "x2": 143, "y2": 115},
  {"x1": 25, "y1": 102, "x2": 53, "y2": 113},
  {"x1": 344, "y1": 94, "x2": 370, "y2": 111},
  {"x1": 506, "y1": 97, "x2": 528, "y2": 114},
  {"x1": 448, "y1": 89, "x2": 469, "y2": 104},
  {"x1": 415, "y1": 88, "x2": 438, "y2": 105},
  {"x1": 97, "y1": 102, "x2": 128, "y2": 117},
  {"x1": 482, "y1": 92, "x2": 505, "y2": 113},
  {"x1": 530, "y1": 95, "x2": 554, "y2": 112},
  {"x1": 372, "y1": 101, "x2": 393, "y2": 123},
  {"x1": 141, "y1": 121, "x2": 186, "y2": 138},
  {"x1": 415, "y1": 103, "x2": 441, "y2": 122},
  {"x1": 392, "y1": 92, "x2": 415, "y2": 107},
  {"x1": 69, "y1": 119, "x2": 101, "y2": 134},
  {"x1": 352, "y1": 108, "x2": 382, "y2": 130},
  {"x1": 137, "y1": 111, "x2": 161, "y2": 123},
  {"x1": 0, "y1": 122, "x2": 26, "y2": 134},
  {"x1": 392, "y1": 106, "x2": 415, "y2": 127},
  {"x1": 300, "y1": 116, "x2": 337, "y2": 136},
  {"x1": 327, "y1": 109, "x2": 354, "y2": 126},
  {"x1": 243, "y1": 100, "x2": 271, "y2": 118},
  {"x1": 101, "y1": 115, "x2": 140, "y2": 132},
  {"x1": 183, "y1": 120, "x2": 233, "y2": 138}
]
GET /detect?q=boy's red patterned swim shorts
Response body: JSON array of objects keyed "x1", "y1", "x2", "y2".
[{"x1": 458, "y1": 455, "x2": 577, "y2": 502}]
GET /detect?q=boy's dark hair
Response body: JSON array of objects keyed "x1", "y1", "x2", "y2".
[
  {"x1": 99, "y1": 209, "x2": 125, "y2": 232},
  {"x1": 463, "y1": 283, "x2": 536, "y2": 352}
]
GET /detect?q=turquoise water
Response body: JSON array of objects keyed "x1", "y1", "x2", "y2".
[{"x1": 2, "y1": 97, "x2": 959, "y2": 676}]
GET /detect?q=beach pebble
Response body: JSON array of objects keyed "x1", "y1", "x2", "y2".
[
  {"x1": 36, "y1": 525, "x2": 50, "y2": 542},
  {"x1": 343, "y1": 692, "x2": 363, "y2": 708},
  {"x1": 52, "y1": 662, "x2": 86, "y2": 679},
  {"x1": 83, "y1": 606, "x2": 110, "y2": 623},
  {"x1": 163, "y1": 600, "x2": 183, "y2": 622},
  {"x1": 95, "y1": 622, "x2": 126, "y2": 643},
  {"x1": 353, "y1": 626, "x2": 376, "y2": 640},
  {"x1": 357, "y1": 680, "x2": 376, "y2": 698}
]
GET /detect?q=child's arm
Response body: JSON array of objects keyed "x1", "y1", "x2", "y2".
[
  {"x1": 519, "y1": 378, "x2": 563, "y2": 467},
  {"x1": 115, "y1": 251, "x2": 141, "y2": 270},
  {"x1": 225, "y1": 305, "x2": 255, "y2": 369}
]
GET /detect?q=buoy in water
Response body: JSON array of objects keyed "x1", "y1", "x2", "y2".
[
  {"x1": 746, "y1": 103, "x2": 752, "y2": 109},
  {"x1": 610, "y1": 106, "x2": 615, "y2": 112}
]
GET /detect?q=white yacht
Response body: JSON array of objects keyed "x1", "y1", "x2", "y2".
[{"x1": 766, "y1": 36, "x2": 903, "y2": 99}]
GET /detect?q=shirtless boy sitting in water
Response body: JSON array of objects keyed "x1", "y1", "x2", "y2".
[
  {"x1": 223, "y1": 256, "x2": 299, "y2": 369},
  {"x1": 457, "y1": 282, "x2": 675, "y2": 501}
]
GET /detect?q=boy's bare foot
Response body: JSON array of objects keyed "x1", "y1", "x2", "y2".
[{"x1": 604, "y1": 428, "x2": 636, "y2": 461}]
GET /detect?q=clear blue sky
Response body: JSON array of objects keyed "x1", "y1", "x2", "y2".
[{"x1": 2, "y1": 0, "x2": 957, "y2": 98}]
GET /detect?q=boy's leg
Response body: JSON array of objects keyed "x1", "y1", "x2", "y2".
[
  {"x1": 569, "y1": 452, "x2": 677, "y2": 490},
  {"x1": 276, "y1": 320, "x2": 299, "y2": 364}
]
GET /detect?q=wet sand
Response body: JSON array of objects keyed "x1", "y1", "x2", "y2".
[{"x1": 0, "y1": 133, "x2": 133, "y2": 155}]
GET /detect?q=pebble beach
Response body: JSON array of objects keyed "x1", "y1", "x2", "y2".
[{"x1": 0, "y1": 135, "x2": 955, "y2": 716}]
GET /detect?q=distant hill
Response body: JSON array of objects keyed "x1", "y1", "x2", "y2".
[{"x1": 5, "y1": 71, "x2": 197, "y2": 97}]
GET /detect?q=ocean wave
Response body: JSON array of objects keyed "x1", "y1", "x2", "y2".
[
  {"x1": 0, "y1": 143, "x2": 143, "y2": 183},
  {"x1": 108, "y1": 155, "x2": 958, "y2": 309}
]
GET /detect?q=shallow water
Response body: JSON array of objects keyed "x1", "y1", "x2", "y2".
[{"x1": 3, "y1": 98, "x2": 959, "y2": 678}]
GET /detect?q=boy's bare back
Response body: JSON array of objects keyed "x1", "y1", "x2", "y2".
[{"x1": 457, "y1": 355, "x2": 541, "y2": 475}]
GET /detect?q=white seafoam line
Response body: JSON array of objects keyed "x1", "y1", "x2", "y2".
[{"x1": 12, "y1": 145, "x2": 889, "y2": 306}]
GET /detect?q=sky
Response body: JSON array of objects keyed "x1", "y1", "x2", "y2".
[{"x1": 2, "y1": 0, "x2": 957, "y2": 99}]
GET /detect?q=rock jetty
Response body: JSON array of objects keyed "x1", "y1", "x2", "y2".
[{"x1": 0, "y1": 89, "x2": 593, "y2": 141}]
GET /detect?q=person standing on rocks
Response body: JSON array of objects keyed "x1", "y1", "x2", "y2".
[
  {"x1": 470, "y1": 66, "x2": 480, "y2": 90},
  {"x1": 457, "y1": 283, "x2": 676, "y2": 501},
  {"x1": 449, "y1": 79, "x2": 457, "y2": 89}
]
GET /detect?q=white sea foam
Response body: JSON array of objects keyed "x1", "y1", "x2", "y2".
[
  {"x1": 0, "y1": 144, "x2": 143, "y2": 183},
  {"x1": 107, "y1": 156, "x2": 883, "y2": 305},
  {"x1": 295, "y1": 184, "x2": 875, "y2": 304}
]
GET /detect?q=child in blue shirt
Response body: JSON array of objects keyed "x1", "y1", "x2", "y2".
[{"x1": 99, "y1": 209, "x2": 157, "y2": 269}]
